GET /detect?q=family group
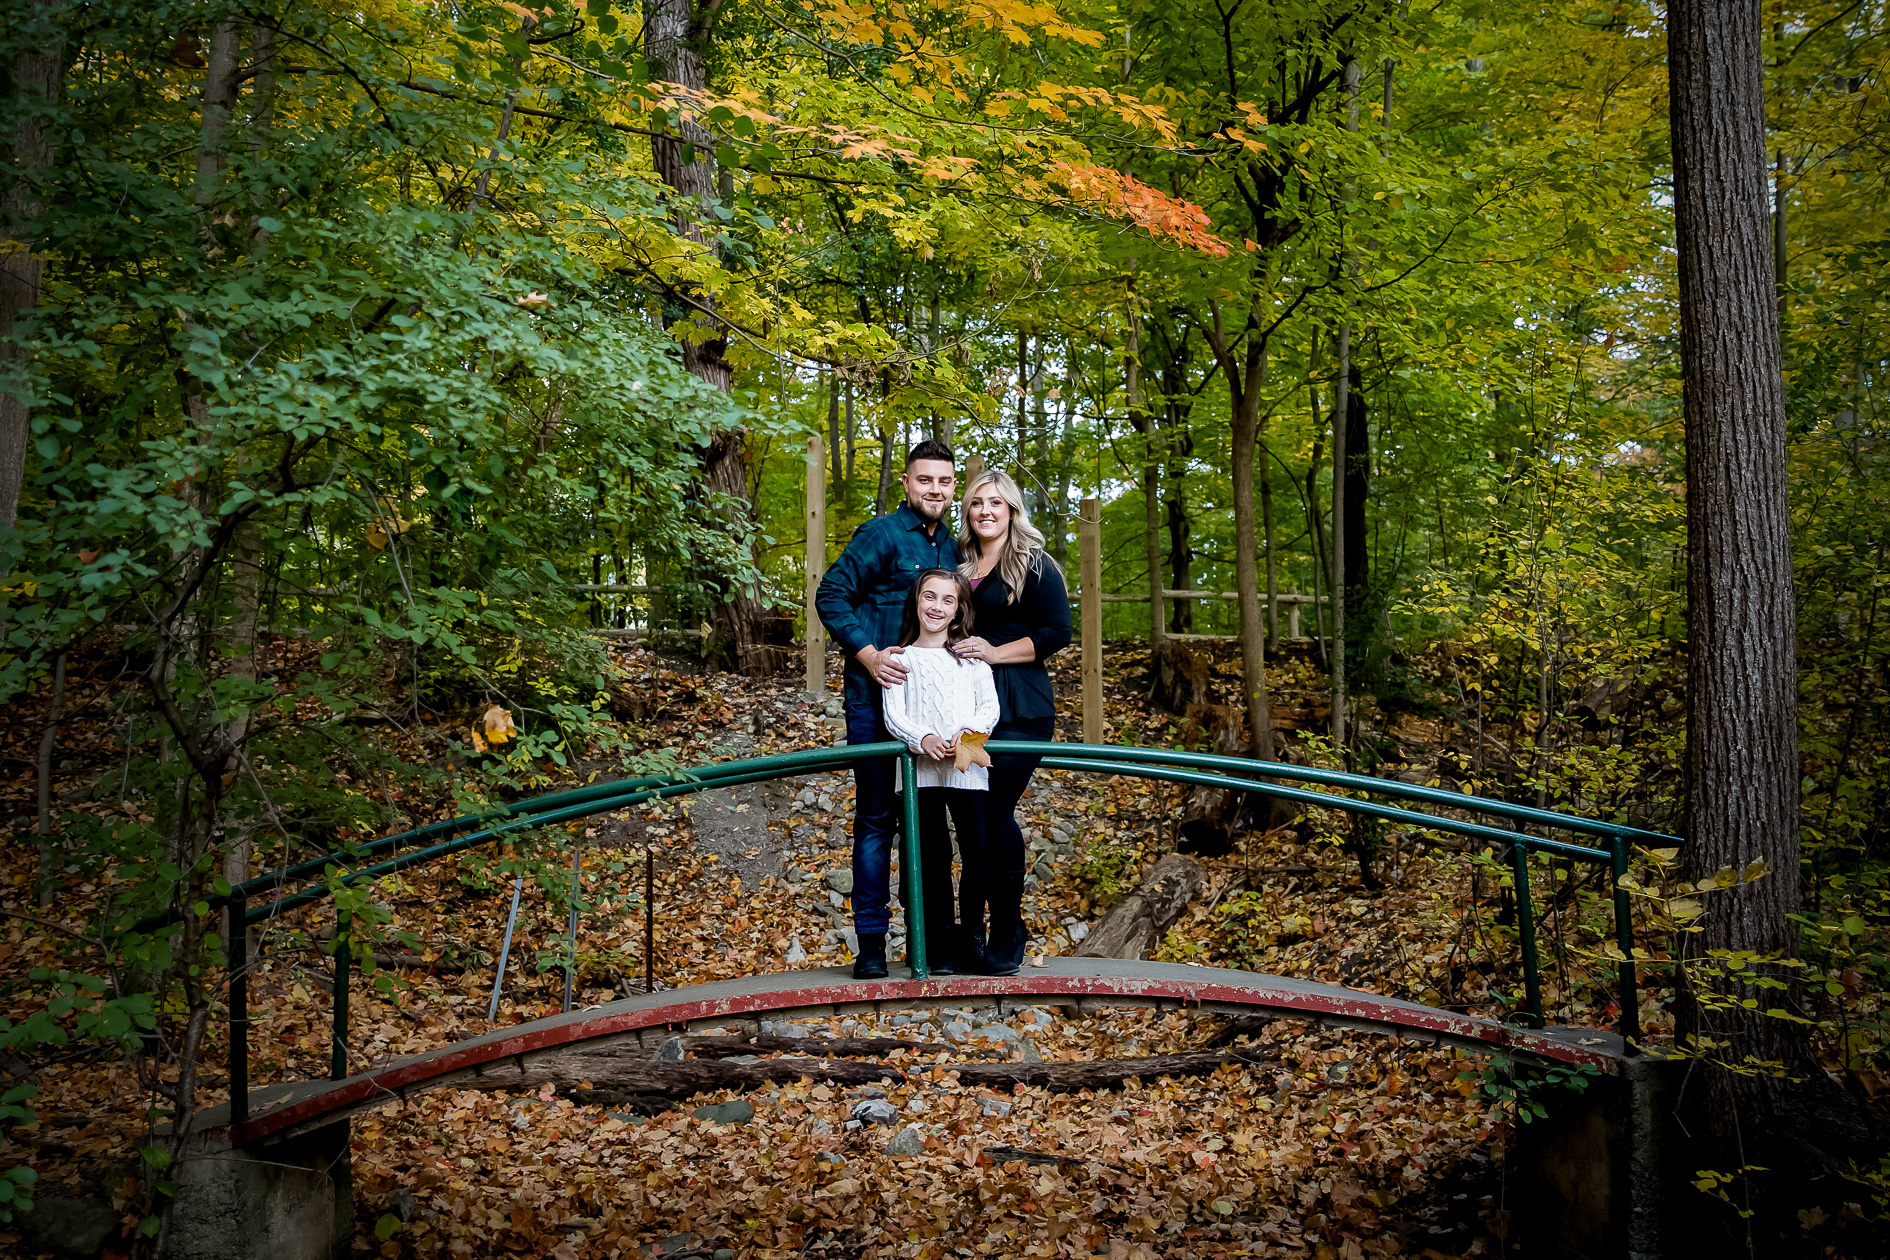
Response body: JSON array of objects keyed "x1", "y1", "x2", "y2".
[{"x1": 814, "y1": 441, "x2": 1073, "y2": 980}]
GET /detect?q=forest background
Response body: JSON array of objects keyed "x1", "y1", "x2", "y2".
[{"x1": 0, "y1": 0, "x2": 1887, "y2": 1253}]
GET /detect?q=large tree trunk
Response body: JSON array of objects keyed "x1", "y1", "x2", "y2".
[
  {"x1": 1668, "y1": 0, "x2": 1886, "y2": 1232},
  {"x1": 0, "y1": 1, "x2": 66, "y2": 535},
  {"x1": 1126, "y1": 314, "x2": 1165, "y2": 650},
  {"x1": 645, "y1": 0, "x2": 771, "y2": 673},
  {"x1": 1342, "y1": 367, "x2": 1368, "y2": 661},
  {"x1": 1203, "y1": 306, "x2": 1274, "y2": 760}
]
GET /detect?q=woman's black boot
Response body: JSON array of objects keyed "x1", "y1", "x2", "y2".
[
  {"x1": 975, "y1": 872, "x2": 1027, "y2": 976},
  {"x1": 916, "y1": 922, "x2": 959, "y2": 976},
  {"x1": 852, "y1": 932, "x2": 888, "y2": 980}
]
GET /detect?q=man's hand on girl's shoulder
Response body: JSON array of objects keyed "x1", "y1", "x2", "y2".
[{"x1": 862, "y1": 644, "x2": 909, "y2": 687}]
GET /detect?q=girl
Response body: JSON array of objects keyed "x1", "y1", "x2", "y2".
[{"x1": 881, "y1": 569, "x2": 1000, "y2": 976}]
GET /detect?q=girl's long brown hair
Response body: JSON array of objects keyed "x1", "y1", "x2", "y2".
[{"x1": 897, "y1": 568, "x2": 975, "y2": 656}]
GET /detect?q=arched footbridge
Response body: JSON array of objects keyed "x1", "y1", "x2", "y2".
[{"x1": 144, "y1": 742, "x2": 1680, "y2": 1260}]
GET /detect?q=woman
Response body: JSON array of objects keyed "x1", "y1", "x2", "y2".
[{"x1": 950, "y1": 469, "x2": 1073, "y2": 974}]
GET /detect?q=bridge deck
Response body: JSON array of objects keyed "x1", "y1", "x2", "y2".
[{"x1": 206, "y1": 959, "x2": 1628, "y2": 1146}]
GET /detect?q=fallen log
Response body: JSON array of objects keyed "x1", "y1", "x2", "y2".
[
  {"x1": 475, "y1": 1053, "x2": 899, "y2": 1100},
  {"x1": 458, "y1": 1047, "x2": 1261, "y2": 1104},
  {"x1": 1076, "y1": 853, "x2": 1209, "y2": 960},
  {"x1": 939, "y1": 1048, "x2": 1246, "y2": 1091},
  {"x1": 680, "y1": 1034, "x2": 1007, "y2": 1061}
]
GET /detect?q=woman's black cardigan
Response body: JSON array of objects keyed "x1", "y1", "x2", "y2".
[{"x1": 965, "y1": 553, "x2": 1073, "y2": 723}]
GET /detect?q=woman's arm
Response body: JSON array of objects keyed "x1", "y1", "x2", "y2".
[{"x1": 1022, "y1": 556, "x2": 1074, "y2": 661}]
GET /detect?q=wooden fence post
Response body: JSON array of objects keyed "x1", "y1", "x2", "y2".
[
  {"x1": 805, "y1": 435, "x2": 826, "y2": 693},
  {"x1": 1080, "y1": 497, "x2": 1102, "y2": 744}
]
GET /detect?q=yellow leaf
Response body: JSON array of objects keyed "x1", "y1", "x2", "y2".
[
  {"x1": 484, "y1": 705, "x2": 517, "y2": 745},
  {"x1": 364, "y1": 522, "x2": 388, "y2": 550},
  {"x1": 470, "y1": 729, "x2": 488, "y2": 754},
  {"x1": 1742, "y1": 859, "x2": 1769, "y2": 883},
  {"x1": 1669, "y1": 898, "x2": 1704, "y2": 920}
]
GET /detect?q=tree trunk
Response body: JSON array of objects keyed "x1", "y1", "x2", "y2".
[
  {"x1": 1127, "y1": 318, "x2": 1165, "y2": 650},
  {"x1": 1667, "y1": 0, "x2": 1877, "y2": 1215},
  {"x1": 645, "y1": 0, "x2": 770, "y2": 673},
  {"x1": 1075, "y1": 853, "x2": 1209, "y2": 960},
  {"x1": 1202, "y1": 307, "x2": 1274, "y2": 759},
  {"x1": 0, "y1": 1, "x2": 67, "y2": 535},
  {"x1": 1343, "y1": 366, "x2": 1368, "y2": 661},
  {"x1": 1330, "y1": 328, "x2": 1349, "y2": 747}
]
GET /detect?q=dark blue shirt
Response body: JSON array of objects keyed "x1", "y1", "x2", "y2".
[{"x1": 816, "y1": 503, "x2": 961, "y2": 710}]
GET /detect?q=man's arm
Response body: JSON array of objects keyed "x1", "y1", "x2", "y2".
[
  {"x1": 815, "y1": 521, "x2": 888, "y2": 661},
  {"x1": 815, "y1": 521, "x2": 912, "y2": 686}
]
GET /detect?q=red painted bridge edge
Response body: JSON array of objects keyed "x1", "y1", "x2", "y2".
[{"x1": 220, "y1": 965, "x2": 1628, "y2": 1147}]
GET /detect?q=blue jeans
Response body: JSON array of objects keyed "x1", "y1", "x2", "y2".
[{"x1": 846, "y1": 700, "x2": 900, "y2": 934}]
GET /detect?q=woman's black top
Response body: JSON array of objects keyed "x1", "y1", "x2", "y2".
[{"x1": 965, "y1": 552, "x2": 1073, "y2": 722}]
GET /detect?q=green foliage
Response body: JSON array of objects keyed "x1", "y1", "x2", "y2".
[{"x1": 1458, "y1": 1057, "x2": 1598, "y2": 1124}]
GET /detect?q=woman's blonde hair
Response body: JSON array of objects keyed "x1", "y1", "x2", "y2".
[{"x1": 956, "y1": 469, "x2": 1062, "y2": 604}]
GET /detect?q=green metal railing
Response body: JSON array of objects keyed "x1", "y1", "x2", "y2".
[{"x1": 155, "y1": 741, "x2": 1675, "y2": 1136}]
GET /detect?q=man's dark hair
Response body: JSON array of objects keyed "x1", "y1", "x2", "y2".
[{"x1": 905, "y1": 439, "x2": 955, "y2": 468}]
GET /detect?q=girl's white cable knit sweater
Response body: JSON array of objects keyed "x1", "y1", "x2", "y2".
[{"x1": 880, "y1": 646, "x2": 1001, "y2": 790}]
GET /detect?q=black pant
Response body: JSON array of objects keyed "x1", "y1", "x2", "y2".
[
  {"x1": 912, "y1": 787, "x2": 985, "y2": 951},
  {"x1": 986, "y1": 715, "x2": 1055, "y2": 881}
]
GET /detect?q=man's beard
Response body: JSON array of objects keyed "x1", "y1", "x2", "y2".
[{"x1": 910, "y1": 497, "x2": 948, "y2": 523}]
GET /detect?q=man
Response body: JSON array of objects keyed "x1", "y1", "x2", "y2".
[{"x1": 815, "y1": 439, "x2": 960, "y2": 979}]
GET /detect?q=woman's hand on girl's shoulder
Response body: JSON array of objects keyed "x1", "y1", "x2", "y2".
[{"x1": 953, "y1": 636, "x2": 991, "y2": 661}]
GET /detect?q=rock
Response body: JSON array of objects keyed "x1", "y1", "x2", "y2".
[
  {"x1": 725, "y1": 1055, "x2": 759, "y2": 1065},
  {"x1": 784, "y1": 935, "x2": 808, "y2": 965},
  {"x1": 693, "y1": 1099, "x2": 755, "y2": 1125},
  {"x1": 773, "y1": 1022, "x2": 809, "y2": 1039},
  {"x1": 829, "y1": 890, "x2": 845, "y2": 908},
  {"x1": 784, "y1": 867, "x2": 804, "y2": 885},
  {"x1": 851, "y1": 1098, "x2": 900, "y2": 1126},
  {"x1": 1021, "y1": 1040, "x2": 1043, "y2": 1062},
  {"x1": 973, "y1": 1023, "x2": 1021, "y2": 1043},
  {"x1": 818, "y1": 1151, "x2": 847, "y2": 1167},
  {"x1": 841, "y1": 927, "x2": 858, "y2": 955},
  {"x1": 608, "y1": 1111, "x2": 649, "y2": 1125},
  {"x1": 980, "y1": 1096, "x2": 1013, "y2": 1118},
  {"x1": 1033, "y1": 857, "x2": 1055, "y2": 879},
  {"x1": 656, "y1": 1036, "x2": 686, "y2": 1062},
  {"x1": 905, "y1": 1094, "x2": 929, "y2": 1113},
  {"x1": 1067, "y1": 922, "x2": 1090, "y2": 945},
  {"x1": 844, "y1": 1086, "x2": 888, "y2": 1100},
  {"x1": 885, "y1": 1124, "x2": 926, "y2": 1156},
  {"x1": 798, "y1": 787, "x2": 818, "y2": 806},
  {"x1": 827, "y1": 825, "x2": 847, "y2": 847},
  {"x1": 714, "y1": 1250, "x2": 736, "y2": 1260},
  {"x1": 809, "y1": 1118, "x2": 832, "y2": 1135},
  {"x1": 647, "y1": 1233, "x2": 704, "y2": 1257},
  {"x1": 818, "y1": 794, "x2": 836, "y2": 812},
  {"x1": 942, "y1": 1020, "x2": 972, "y2": 1042},
  {"x1": 20, "y1": 1193, "x2": 119, "y2": 1258},
  {"x1": 824, "y1": 868, "x2": 854, "y2": 895}
]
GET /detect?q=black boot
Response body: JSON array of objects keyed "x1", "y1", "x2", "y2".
[
  {"x1": 852, "y1": 932, "x2": 888, "y2": 980},
  {"x1": 921, "y1": 923, "x2": 959, "y2": 976},
  {"x1": 973, "y1": 872, "x2": 1027, "y2": 976}
]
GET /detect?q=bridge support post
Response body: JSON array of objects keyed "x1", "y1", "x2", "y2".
[
  {"x1": 1513, "y1": 1052, "x2": 1680, "y2": 1260},
  {"x1": 162, "y1": 1120, "x2": 352, "y2": 1260}
]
